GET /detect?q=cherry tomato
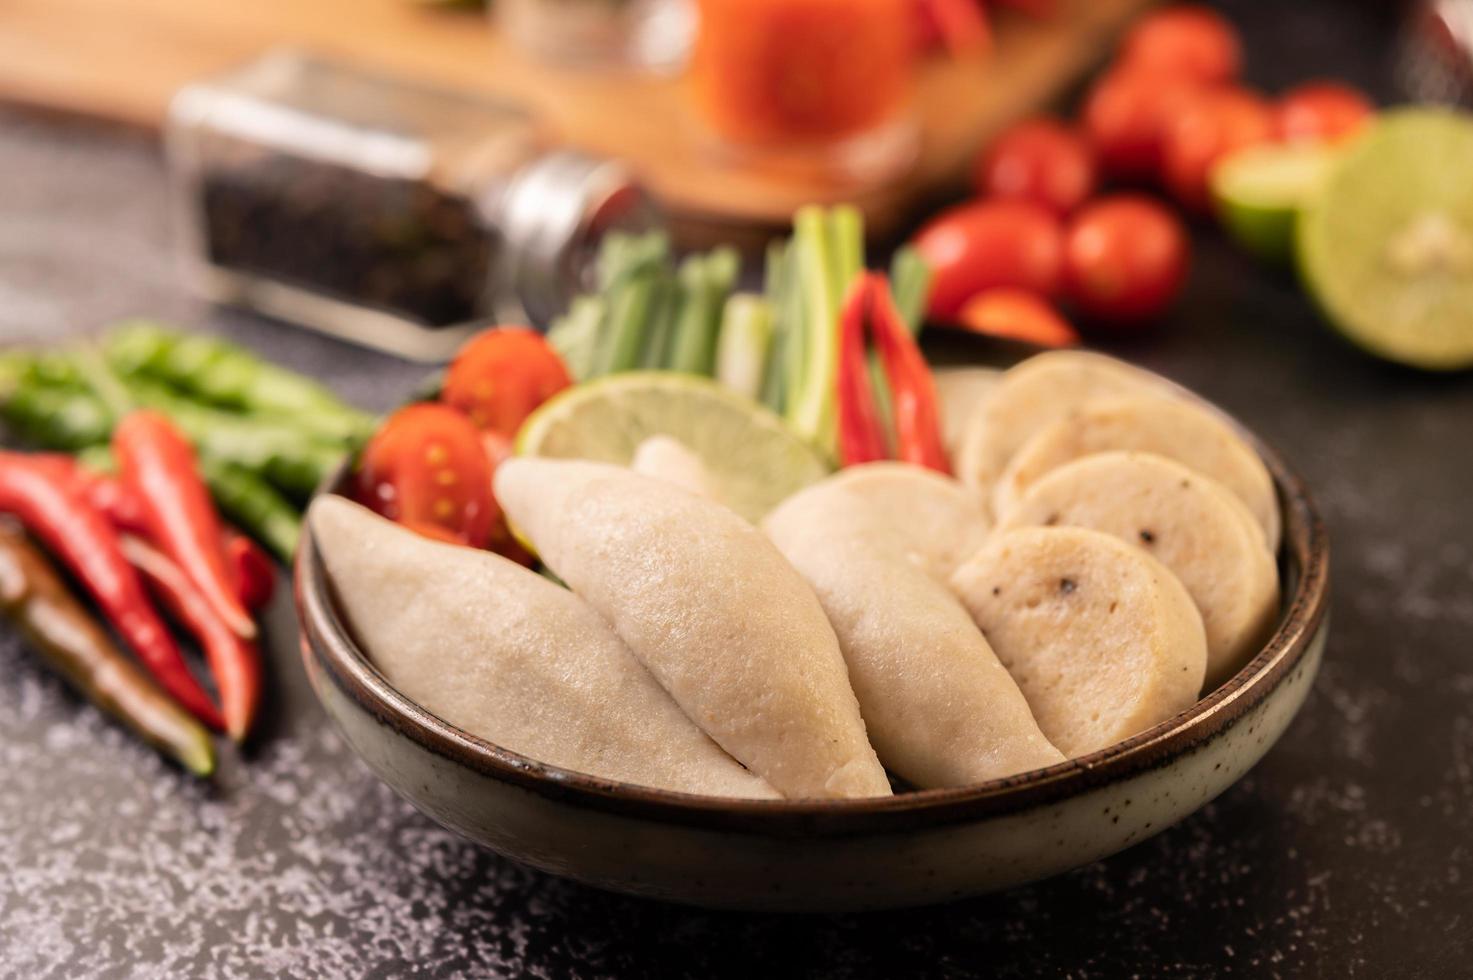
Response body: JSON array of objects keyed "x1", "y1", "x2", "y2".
[
  {"x1": 480, "y1": 431, "x2": 535, "y2": 567},
  {"x1": 356, "y1": 403, "x2": 495, "y2": 548},
  {"x1": 441, "y1": 327, "x2": 572, "y2": 439},
  {"x1": 956, "y1": 289, "x2": 1081, "y2": 348},
  {"x1": 1119, "y1": 5, "x2": 1242, "y2": 84},
  {"x1": 1081, "y1": 69, "x2": 1203, "y2": 181},
  {"x1": 1161, "y1": 86, "x2": 1275, "y2": 211},
  {"x1": 972, "y1": 116, "x2": 1097, "y2": 215},
  {"x1": 1063, "y1": 195, "x2": 1189, "y2": 326},
  {"x1": 912, "y1": 200, "x2": 1066, "y2": 319},
  {"x1": 1275, "y1": 81, "x2": 1375, "y2": 144}
]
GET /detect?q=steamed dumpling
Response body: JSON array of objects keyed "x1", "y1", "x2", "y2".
[
  {"x1": 495, "y1": 458, "x2": 891, "y2": 800},
  {"x1": 630, "y1": 435, "x2": 721, "y2": 502},
  {"x1": 796, "y1": 462, "x2": 994, "y2": 577},
  {"x1": 933, "y1": 366, "x2": 1003, "y2": 462},
  {"x1": 764, "y1": 464, "x2": 1064, "y2": 787},
  {"x1": 308, "y1": 496, "x2": 777, "y2": 799}
]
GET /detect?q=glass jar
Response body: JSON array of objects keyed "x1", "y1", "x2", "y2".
[{"x1": 166, "y1": 50, "x2": 659, "y2": 361}]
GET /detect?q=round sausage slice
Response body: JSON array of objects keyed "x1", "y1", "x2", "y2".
[
  {"x1": 950, "y1": 526, "x2": 1208, "y2": 758},
  {"x1": 955, "y1": 351, "x2": 1169, "y2": 508},
  {"x1": 992, "y1": 395, "x2": 1281, "y2": 551},
  {"x1": 997, "y1": 452, "x2": 1280, "y2": 689}
]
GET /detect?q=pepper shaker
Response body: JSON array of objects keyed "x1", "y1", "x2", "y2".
[{"x1": 166, "y1": 50, "x2": 659, "y2": 361}]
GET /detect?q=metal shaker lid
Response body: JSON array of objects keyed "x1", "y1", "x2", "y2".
[{"x1": 496, "y1": 150, "x2": 659, "y2": 327}]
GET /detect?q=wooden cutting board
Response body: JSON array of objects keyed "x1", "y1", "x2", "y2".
[{"x1": 0, "y1": 0, "x2": 1149, "y2": 242}]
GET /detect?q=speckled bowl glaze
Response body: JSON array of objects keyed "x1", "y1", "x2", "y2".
[{"x1": 295, "y1": 346, "x2": 1329, "y2": 912}]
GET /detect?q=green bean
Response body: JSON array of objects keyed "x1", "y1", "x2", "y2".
[
  {"x1": 125, "y1": 378, "x2": 343, "y2": 500},
  {"x1": 197, "y1": 459, "x2": 303, "y2": 562},
  {"x1": 0, "y1": 382, "x2": 113, "y2": 451},
  {"x1": 104, "y1": 320, "x2": 373, "y2": 444}
]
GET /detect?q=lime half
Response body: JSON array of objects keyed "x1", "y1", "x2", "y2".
[
  {"x1": 1212, "y1": 143, "x2": 1336, "y2": 263},
  {"x1": 1298, "y1": 108, "x2": 1473, "y2": 370},
  {"x1": 515, "y1": 372, "x2": 832, "y2": 522}
]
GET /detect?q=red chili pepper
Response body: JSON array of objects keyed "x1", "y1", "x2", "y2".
[
  {"x1": 25, "y1": 455, "x2": 154, "y2": 534},
  {"x1": 121, "y1": 535, "x2": 260, "y2": 743},
  {"x1": 224, "y1": 531, "x2": 275, "y2": 612},
  {"x1": 869, "y1": 275, "x2": 951, "y2": 474},
  {"x1": 114, "y1": 411, "x2": 256, "y2": 640},
  {"x1": 836, "y1": 277, "x2": 890, "y2": 467},
  {"x1": 38, "y1": 454, "x2": 273, "y2": 611},
  {"x1": 83, "y1": 473, "x2": 150, "y2": 534},
  {"x1": 0, "y1": 452, "x2": 224, "y2": 729},
  {"x1": 921, "y1": 0, "x2": 992, "y2": 57}
]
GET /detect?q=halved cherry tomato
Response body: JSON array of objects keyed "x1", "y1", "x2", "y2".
[
  {"x1": 441, "y1": 327, "x2": 572, "y2": 439},
  {"x1": 912, "y1": 200, "x2": 1065, "y2": 319},
  {"x1": 972, "y1": 116, "x2": 1097, "y2": 216},
  {"x1": 1063, "y1": 195, "x2": 1189, "y2": 326},
  {"x1": 1275, "y1": 81, "x2": 1375, "y2": 144},
  {"x1": 1119, "y1": 5, "x2": 1242, "y2": 84},
  {"x1": 356, "y1": 404, "x2": 495, "y2": 548},
  {"x1": 480, "y1": 431, "x2": 535, "y2": 567},
  {"x1": 1161, "y1": 86, "x2": 1275, "y2": 211},
  {"x1": 956, "y1": 289, "x2": 1081, "y2": 348},
  {"x1": 1081, "y1": 69, "x2": 1203, "y2": 181}
]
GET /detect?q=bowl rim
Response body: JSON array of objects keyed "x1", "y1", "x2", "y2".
[{"x1": 296, "y1": 352, "x2": 1330, "y2": 839}]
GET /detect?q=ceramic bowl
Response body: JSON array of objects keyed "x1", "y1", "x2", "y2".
[{"x1": 295, "y1": 346, "x2": 1329, "y2": 912}]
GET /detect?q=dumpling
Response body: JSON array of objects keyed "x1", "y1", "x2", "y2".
[
  {"x1": 495, "y1": 458, "x2": 891, "y2": 800},
  {"x1": 932, "y1": 366, "x2": 1003, "y2": 463},
  {"x1": 950, "y1": 526, "x2": 1207, "y2": 757},
  {"x1": 955, "y1": 351, "x2": 1169, "y2": 507},
  {"x1": 991, "y1": 395, "x2": 1281, "y2": 550},
  {"x1": 793, "y1": 462, "x2": 994, "y2": 577},
  {"x1": 308, "y1": 496, "x2": 777, "y2": 799},
  {"x1": 997, "y1": 452, "x2": 1279, "y2": 688},
  {"x1": 630, "y1": 435, "x2": 721, "y2": 502},
  {"x1": 764, "y1": 464, "x2": 1064, "y2": 787}
]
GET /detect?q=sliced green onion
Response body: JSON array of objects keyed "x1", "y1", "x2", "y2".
[
  {"x1": 596, "y1": 267, "x2": 658, "y2": 376},
  {"x1": 715, "y1": 294, "x2": 774, "y2": 400},
  {"x1": 789, "y1": 206, "x2": 838, "y2": 450},
  {"x1": 890, "y1": 246, "x2": 933, "y2": 335},
  {"x1": 547, "y1": 296, "x2": 605, "y2": 381},
  {"x1": 760, "y1": 240, "x2": 792, "y2": 413}
]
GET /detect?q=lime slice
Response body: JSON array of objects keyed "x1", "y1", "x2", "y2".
[
  {"x1": 1298, "y1": 108, "x2": 1473, "y2": 370},
  {"x1": 1212, "y1": 143, "x2": 1336, "y2": 263},
  {"x1": 515, "y1": 372, "x2": 832, "y2": 522}
]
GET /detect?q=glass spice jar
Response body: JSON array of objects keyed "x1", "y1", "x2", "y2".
[{"x1": 166, "y1": 50, "x2": 659, "y2": 361}]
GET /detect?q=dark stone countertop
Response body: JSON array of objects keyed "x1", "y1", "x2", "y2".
[{"x1": 1, "y1": 2, "x2": 1469, "y2": 976}]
